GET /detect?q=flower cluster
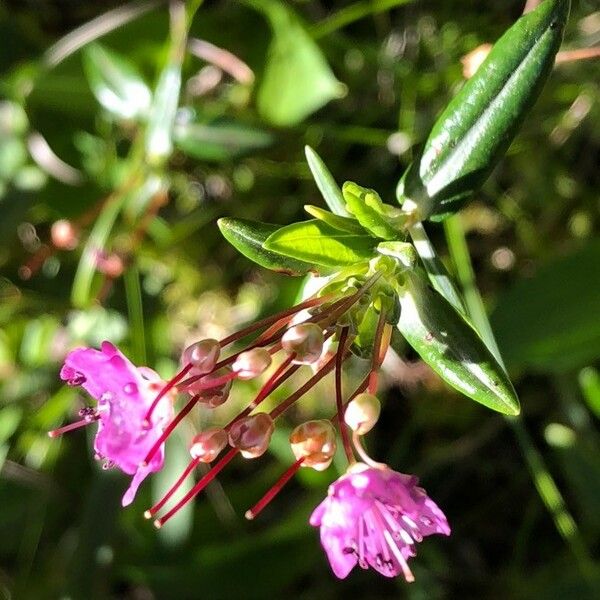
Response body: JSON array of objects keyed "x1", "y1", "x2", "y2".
[{"x1": 50, "y1": 263, "x2": 449, "y2": 581}]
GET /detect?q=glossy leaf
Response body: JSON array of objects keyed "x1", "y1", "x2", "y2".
[
  {"x1": 304, "y1": 145, "x2": 349, "y2": 216},
  {"x1": 408, "y1": 222, "x2": 466, "y2": 314},
  {"x1": 263, "y1": 219, "x2": 376, "y2": 268},
  {"x1": 173, "y1": 118, "x2": 273, "y2": 162},
  {"x1": 397, "y1": 0, "x2": 570, "y2": 220},
  {"x1": 218, "y1": 217, "x2": 328, "y2": 276},
  {"x1": 303, "y1": 205, "x2": 365, "y2": 234},
  {"x1": 253, "y1": 0, "x2": 345, "y2": 126},
  {"x1": 82, "y1": 44, "x2": 151, "y2": 120},
  {"x1": 343, "y1": 182, "x2": 405, "y2": 240},
  {"x1": 396, "y1": 271, "x2": 520, "y2": 415},
  {"x1": 145, "y1": 63, "x2": 181, "y2": 164},
  {"x1": 491, "y1": 239, "x2": 600, "y2": 372}
]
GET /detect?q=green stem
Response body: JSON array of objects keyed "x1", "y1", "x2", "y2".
[
  {"x1": 310, "y1": 0, "x2": 414, "y2": 39},
  {"x1": 124, "y1": 263, "x2": 146, "y2": 365},
  {"x1": 443, "y1": 213, "x2": 593, "y2": 573}
]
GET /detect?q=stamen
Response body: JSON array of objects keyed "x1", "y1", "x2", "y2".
[
  {"x1": 144, "y1": 456, "x2": 201, "y2": 519},
  {"x1": 245, "y1": 457, "x2": 304, "y2": 520},
  {"x1": 154, "y1": 448, "x2": 238, "y2": 528},
  {"x1": 48, "y1": 415, "x2": 99, "y2": 438},
  {"x1": 141, "y1": 394, "x2": 201, "y2": 467},
  {"x1": 383, "y1": 529, "x2": 415, "y2": 582},
  {"x1": 143, "y1": 363, "x2": 192, "y2": 426},
  {"x1": 335, "y1": 327, "x2": 354, "y2": 464}
]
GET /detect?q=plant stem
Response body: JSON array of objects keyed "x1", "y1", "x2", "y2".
[
  {"x1": 443, "y1": 213, "x2": 593, "y2": 573},
  {"x1": 311, "y1": 0, "x2": 414, "y2": 39}
]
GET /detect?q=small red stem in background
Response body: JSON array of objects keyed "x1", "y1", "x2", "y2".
[
  {"x1": 245, "y1": 457, "x2": 305, "y2": 520},
  {"x1": 145, "y1": 456, "x2": 201, "y2": 519},
  {"x1": 143, "y1": 363, "x2": 193, "y2": 426},
  {"x1": 335, "y1": 327, "x2": 355, "y2": 464},
  {"x1": 141, "y1": 394, "x2": 200, "y2": 467},
  {"x1": 225, "y1": 355, "x2": 297, "y2": 430},
  {"x1": 154, "y1": 448, "x2": 239, "y2": 528}
]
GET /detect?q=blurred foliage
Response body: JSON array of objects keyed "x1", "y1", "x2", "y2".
[{"x1": 0, "y1": 0, "x2": 599, "y2": 599}]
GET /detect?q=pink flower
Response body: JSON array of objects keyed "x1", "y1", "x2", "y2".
[
  {"x1": 58, "y1": 341, "x2": 173, "y2": 506},
  {"x1": 310, "y1": 463, "x2": 450, "y2": 581}
]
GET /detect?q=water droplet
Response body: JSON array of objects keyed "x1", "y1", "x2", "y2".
[
  {"x1": 123, "y1": 382, "x2": 137, "y2": 395},
  {"x1": 359, "y1": 559, "x2": 368, "y2": 569},
  {"x1": 420, "y1": 516, "x2": 432, "y2": 526}
]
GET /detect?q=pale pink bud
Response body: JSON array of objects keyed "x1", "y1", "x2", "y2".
[
  {"x1": 189, "y1": 428, "x2": 228, "y2": 463},
  {"x1": 51, "y1": 219, "x2": 79, "y2": 250},
  {"x1": 228, "y1": 413, "x2": 274, "y2": 458},
  {"x1": 281, "y1": 323, "x2": 324, "y2": 365},
  {"x1": 232, "y1": 348, "x2": 271, "y2": 380},
  {"x1": 182, "y1": 339, "x2": 220, "y2": 373},
  {"x1": 188, "y1": 366, "x2": 232, "y2": 407},
  {"x1": 344, "y1": 393, "x2": 381, "y2": 435},
  {"x1": 290, "y1": 420, "x2": 337, "y2": 471},
  {"x1": 95, "y1": 251, "x2": 124, "y2": 278}
]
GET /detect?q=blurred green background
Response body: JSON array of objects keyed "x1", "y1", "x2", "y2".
[{"x1": 1, "y1": 0, "x2": 599, "y2": 598}]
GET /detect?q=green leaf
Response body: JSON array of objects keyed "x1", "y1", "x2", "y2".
[
  {"x1": 303, "y1": 205, "x2": 365, "y2": 234},
  {"x1": 173, "y1": 118, "x2": 273, "y2": 162},
  {"x1": 218, "y1": 218, "x2": 328, "y2": 276},
  {"x1": 304, "y1": 145, "x2": 349, "y2": 217},
  {"x1": 396, "y1": 271, "x2": 520, "y2": 415},
  {"x1": 145, "y1": 62, "x2": 181, "y2": 164},
  {"x1": 71, "y1": 193, "x2": 128, "y2": 308},
  {"x1": 264, "y1": 219, "x2": 376, "y2": 268},
  {"x1": 252, "y1": 0, "x2": 346, "y2": 126},
  {"x1": 491, "y1": 240, "x2": 600, "y2": 373},
  {"x1": 398, "y1": 0, "x2": 570, "y2": 220},
  {"x1": 408, "y1": 222, "x2": 466, "y2": 315},
  {"x1": 82, "y1": 44, "x2": 151, "y2": 120},
  {"x1": 343, "y1": 182, "x2": 405, "y2": 240}
]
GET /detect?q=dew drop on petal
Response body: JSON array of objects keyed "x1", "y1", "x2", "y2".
[{"x1": 123, "y1": 382, "x2": 137, "y2": 395}]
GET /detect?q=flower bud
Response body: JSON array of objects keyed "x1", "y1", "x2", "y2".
[
  {"x1": 344, "y1": 393, "x2": 381, "y2": 435},
  {"x1": 182, "y1": 339, "x2": 220, "y2": 374},
  {"x1": 281, "y1": 323, "x2": 324, "y2": 365},
  {"x1": 51, "y1": 219, "x2": 79, "y2": 250},
  {"x1": 189, "y1": 428, "x2": 228, "y2": 463},
  {"x1": 189, "y1": 366, "x2": 232, "y2": 407},
  {"x1": 232, "y1": 348, "x2": 271, "y2": 380},
  {"x1": 228, "y1": 413, "x2": 274, "y2": 458},
  {"x1": 290, "y1": 420, "x2": 337, "y2": 471}
]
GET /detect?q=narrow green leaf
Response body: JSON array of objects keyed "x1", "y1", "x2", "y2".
[
  {"x1": 408, "y1": 221, "x2": 466, "y2": 314},
  {"x1": 343, "y1": 182, "x2": 405, "y2": 240},
  {"x1": 145, "y1": 63, "x2": 181, "y2": 164},
  {"x1": 396, "y1": 271, "x2": 520, "y2": 415},
  {"x1": 252, "y1": 0, "x2": 346, "y2": 126},
  {"x1": 264, "y1": 219, "x2": 376, "y2": 268},
  {"x1": 82, "y1": 44, "x2": 151, "y2": 120},
  {"x1": 398, "y1": 0, "x2": 570, "y2": 220},
  {"x1": 71, "y1": 194, "x2": 127, "y2": 308},
  {"x1": 304, "y1": 145, "x2": 349, "y2": 216},
  {"x1": 303, "y1": 205, "x2": 365, "y2": 234},
  {"x1": 145, "y1": 5, "x2": 188, "y2": 164},
  {"x1": 218, "y1": 217, "x2": 329, "y2": 276},
  {"x1": 173, "y1": 118, "x2": 273, "y2": 162},
  {"x1": 491, "y1": 239, "x2": 600, "y2": 372}
]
